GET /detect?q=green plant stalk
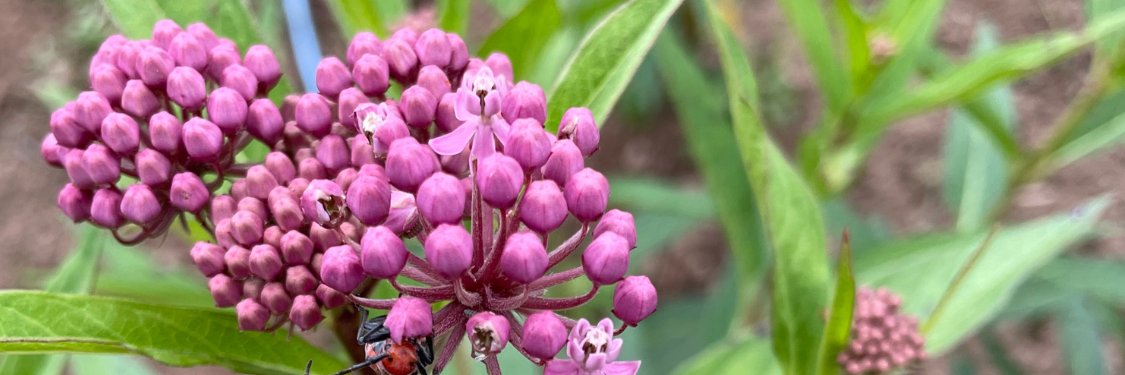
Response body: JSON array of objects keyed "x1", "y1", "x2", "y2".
[{"x1": 921, "y1": 227, "x2": 998, "y2": 334}]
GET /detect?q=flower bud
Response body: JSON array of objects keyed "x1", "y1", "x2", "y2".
[
  {"x1": 148, "y1": 111, "x2": 182, "y2": 155},
  {"x1": 207, "y1": 87, "x2": 248, "y2": 135},
  {"x1": 342, "y1": 176, "x2": 389, "y2": 227},
  {"x1": 382, "y1": 37, "x2": 418, "y2": 82},
  {"x1": 416, "y1": 173, "x2": 464, "y2": 225},
  {"x1": 542, "y1": 139, "x2": 584, "y2": 187},
  {"x1": 441, "y1": 149, "x2": 470, "y2": 176},
  {"x1": 91, "y1": 64, "x2": 127, "y2": 104},
  {"x1": 354, "y1": 103, "x2": 410, "y2": 155},
  {"x1": 190, "y1": 241, "x2": 226, "y2": 277},
  {"x1": 285, "y1": 265, "x2": 318, "y2": 295},
  {"x1": 350, "y1": 136, "x2": 376, "y2": 167},
  {"x1": 210, "y1": 195, "x2": 237, "y2": 224},
  {"x1": 386, "y1": 138, "x2": 439, "y2": 192},
  {"x1": 138, "y1": 48, "x2": 175, "y2": 87},
  {"x1": 242, "y1": 99, "x2": 283, "y2": 145},
  {"x1": 287, "y1": 177, "x2": 310, "y2": 198},
  {"x1": 315, "y1": 57, "x2": 353, "y2": 98},
  {"x1": 476, "y1": 154, "x2": 523, "y2": 209},
  {"x1": 185, "y1": 22, "x2": 218, "y2": 49},
  {"x1": 316, "y1": 134, "x2": 350, "y2": 174},
  {"x1": 519, "y1": 180, "x2": 567, "y2": 233},
  {"x1": 358, "y1": 164, "x2": 387, "y2": 180},
  {"x1": 416, "y1": 66, "x2": 451, "y2": 100},
  {"x1": 359, "y1": 226, "x2": 408, "y2": 279},
  {"x1": 182, "y1": 118, "x2": 224, "y2": 161},
  {"x1": 613, "y1": 276, "x2": 658, "y2": 326},
  {"x1": 353, "y1": 54, "x2": 390, "y2": 97},
  {"x1": 169, "y1": 172, "x2": 209, "y2": 212},
  {"x1": 152, "y1": 19, "x2": 182, "y2": 50},
  {"x1": 231, "y1": 210, "x2": 264, "y2": 246},
  {"x1": 121, "y1": 184, "x2": 163, "y2": 225},
  {"x1": 564, "y1": 168, "x2": 609, "y2": 222},
  {"x1": 502, "y1": 82, "x2": 547, "y2": 125},
  {"x1": 320, "y1": 245, "x2": 364, "y2": 293},
  {"x1": 82, "y1": 144, "x2": 120, "y2": 185},
  {"x1": 74, "y1": 92, "x2": 112, "y2": 133},
  {"x1": 238, "y1": 197, "x2": 268, "y2": 222},
  {"x1": 121, "y1": 80, "x2": 159, "y2": 118},
  {"x1": 244, "y1": 45, "x2": 282, "y2": 92},
  {"x1": 263, "y1": 152, "x2": 295, "y2": 184},
  {"x1": 57, "y1": 184, "x2": 91, "y2": 222},
  {"x1": 259, "y1": 282, "x2": 292, "y2": 314},
  {"x1": 114, "y1": 42, "x2": 142, "y2": 79},
  {"x1": 269, "y1": 193, "x2": 304, "y2": 232},
  {"x1": 316, "y1": 284, "x2": 348, "y2": 309},
  {"x1": 235, "y1": 166, "x2": 275, "y2": 202},
  {"x1": 276, "y1": 231, "x2": 312, "y2": 266},
  {"x1": 309, "y1": 223, "x2": 342, "y2": 251},
  {"x1": 235, "y1": 299, "x2": 269, "y2": 331},
  {"x1": 63, "y1": 149, "x2": 95, "y2": 189},
  {"x1": 595, "y1": 209, "x2": 637, "y2": 249},
  {"x1": 295, "y1": 93, "x2": 332, "y2": 137},
  {"x1": 347, "y1": 32, "x2": 382, "y2": 66},
  {"x1": 90, "y1": 188, "x2": 124, "y2": 228},
  {"x1": 485, "y1": 53, "x2": 513, "y2": 82},
  {"x1": 415, "y1": 29, "x2": 452, "y2": 67},
  {"x1": 400, "y1": 85, "x2": 437, "y2": 128},
  {"x1": 522, "y1": 311, "x2": 568, "y2": 361},
  {"x1": 215, "y1": 219, "x2": 235, "y2": 248},
  {"x1": 424, "y1": 224, "x2": 473, "y2": 280},
  {"x1": 171, "y1": 30, "x2": 208, "y2": 70},
  {"x1": 208, "y1": 274, "x2": 242, "y2": 307},
  {"x1": 50, "y1": 105, "x2": 90, "y2": 148},
  {"x1": 434, "y1": 92, "x2": 460, "y2": 133},
  {"x1": 249, "y1": 244, "x2": 284, "y2": 280},
  {"x1": 466, "y1": 311, "x2": 510, "y2": 358},
  {"x1": 264, "y1": 225, "x2": 284, "y2": 251},
  {"x1": 559, "y1": 107, "x2": 600, "y2": 156},
  {"x1": 289, "y1": 294, "x2": 324, "y2": 330},
  {"x1": 222, "y1": 64, "x2": 259, "y2": 101},
  {"x1": 582, "y1": 232, "x2": 630, "y2": 285},
  {"x1": 206, "y1": 44, "x2": 240, "y2": 82},
  {"x1": 167, "y1": 66, "x2": 206, "y2": 111},
  {"x1": 298, "y1": 157, "x2": 327, "y2": 180},
  {"x1": 100, "y1": 113, "x2": 140, "y2": 156},
  {"x1": 300, "y1": 179, "x2": 347, "y2": 228},
  {"x1": 501, "y1": 231, "x2": 548, "y2": 284},
  {"x1": 385, "y1": 296, "x2": 433, "y2": 343},
  {"x1": 506, "y1": 119, "x2": 551, "y2": 170},
  {"x1": 336, "y1": 88, "x2": 369, "y2": 130},
  {"x1": 41, "y1": 134, "x2": 65, "y2": 167}
]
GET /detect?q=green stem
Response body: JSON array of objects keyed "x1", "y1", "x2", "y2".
[{"x1": 922, "y1": 226, "x2": 998, "y2": 334}]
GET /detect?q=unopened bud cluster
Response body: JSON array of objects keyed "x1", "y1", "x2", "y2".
[{"x1": 838, "y1": 287, "x2": 925, "y2": 374}]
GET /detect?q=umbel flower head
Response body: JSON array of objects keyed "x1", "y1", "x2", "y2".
[
  {"x1": 838, "y1": 287, "x2": 926, "y2": 374},
  {"x1": 46, "y1": 21, "x2": 655, "y2": 375}
]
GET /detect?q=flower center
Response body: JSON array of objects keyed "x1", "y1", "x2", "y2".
[
  {"x1": 472, "y1": 70, "x2": 496, "y2": 114},
  {"x1": 469, "y1": 324, "x2": 498, "y2": 360},
  {"x1": 360, "y1": 112, "x2": 384, "y2": 145},
  {"x1": 581, "y1": 328, "x2": 610, "y2": 357},
  {"x1": 314, "y1": 189, "x2": 347, "y2": 228}
]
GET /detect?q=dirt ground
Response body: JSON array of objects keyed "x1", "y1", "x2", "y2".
[{"x1": 2, "y1": 0, "x2": 1123, "y2": 374}]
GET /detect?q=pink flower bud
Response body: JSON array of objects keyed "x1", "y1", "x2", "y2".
[
  {"x1": 138, "y1": 48, "x2": 175, "y2": 87},
  {"x1": 299, "y1": 157, "x2": 327, "y2": 180},
  {"x1": 270, "y1": 195, "x2": 304, "y2": 233},
  {"x1": 244, "y1": 45, "x2": 282, "y2": 92},
  {"x1": 191, "y1": 241, "x2": 226, "y2": 277},
  {"x1": 231, "y1": 210, "x2": 264, "y2": 246},
  {"x1": 354, "y1": 103, "x2": 410, "y2": 155},
  {"x1": 519, "y1": 180, "x2": 567, "y2": 233},
  {"x1": 385, "y1": 296, "x2": 433, "y2": 343},
  {"x1": 57, "y1": 184, "x2": 91, "y2": 222},
  {"x1": 320, "y1": 245, "x2": 364, "y2": 293},
  {"x1": 582, "y1": 232, "x2": 630, "y2": 285},
  {"x1": 264, "y1": 152, "x2": 296, "y2": 183},
  {"x1": 238, "y1": 197, "x2": 269, "y2": 222},
  {"x1": 90, "y1": 188, "x2": 124, "y2": 228},
  {"x1": 353, "y1": 54, "x2": 390, "y2": 97},
  {"x1": 564, "y1": 168, "x2": 609, "y2": 222},
  {"x1": 289, "y1": 294, "x2": 324, "y2": 330},
  {"x1": 244, "y1": 99, "x2": 283, "y2": 145},
  {"x1": 346, "y1": 175, "x2": 392, "y2": 226},
  {"x1": 522, "y1": 311, "x2": 568, "y2": 361},
  {"x1": 309, "y1": 223, "x2": 342, "y2": 251},
  {"x1": 316, "y1": 134, "x2": 350, "y2": 174},
  {"x1": 121, "y1": 184, "x2": 163, "y2": 225},
  {"x1": 41, "y1": 134, "x2": 65, "y2": 167},
  {"x1": 167, "y1": 66, "x2": 206, "y2": 111},
  {"x1": 466, "y1": 311, "x2": 510, "y2": 358},
  {"x1": 485, "y1": 53, "x2": 513, "y2": 82},
  {"x1": 337, "y1": 88, "x2": 369, "y2": 129},
  {"x1": 434, "y1": 92, "x2": 460, "y2": 133},
  {"x1": 215, "y1": 219, "x2": 235, "y2": 248},
  {"x1": 386, "y1": 137, "x2": 439, "y2": 192},
  {"x1": 560, "y1": 107, "x2": 600, "y2": 156},
  {"x1": 280, "y1": 230, "x2": 313, "y2": 265},
  {"x1": 350, "y1": 136, "x2": 375, "y2": 167},
  {"x1": 74, "y1": 92, "x2": 112, "y2": 133},
  {"x1": 506, "y1": 118, "x2": 551, "y2": 170},
  {"x1": 148, "y1": 111, "x2": 182, "y2": 155},
  {"x1": 448, "y1": 33, "x2": 469, "y2": 72},
  {"x1": 50, "y1": 105, "x2": 90, "y2": 148},
  {"x1": 414, "y1": 29, "x2": 452, "y2": 67},
  {"x1": 82, "y1": 144, "x2": 120, "y2": 185},
  {"x1": 417, "y1": 65, "x2": 451, "y2": 100},
  {"x1": 169, "y1": 172, "x2": 209, "y2": 212},
  {"x1": 210, "y1": 195, "x2": 237, "y2": 224},
  {"x1": 207, "y1": 87, "x2": 248, "y2": 135},
  {"x1": 542, "y1": 139, "x2": 584, "y2": 187},
  {"x1": 100, "y1": 113, "x2": 140, "y2": 156},
  {"x1": 316, "y1": 284, "x2": 348, "y2": 309},
  {"x1": 476, "y1": 154, "x2": 523, "y2": 209},
  {"x1": 501, "y1": 231, "x2": 548, "y2": 284},
  {"x1": 502, "y1": 82, "x2": 547, "y2": 125},
  {"x1": 613, "y1": 276, "x2": 657, "y2": 326},
  {"x1": 301, "y1": 179, "x2": 347, "y2": 228},
  {"x1": 315, "y1": 56, "x2": 353, "y2": 98},
  {"x1": 239, "y1": 166, "x2": 276, "y2": 201},
  {"x1": 359, "y1": 226, "x2": 408, "y2": 279},
  {"x1": 206, "y1": 45, "x2": 240, "y2": 82},
  {"x1": 285, "y1": 265, "x2": 318, "y2": 295},
  {"x1": 91, "y1": 65, "x2": 127, "y2": 104},
  {"x1": 382, "y1": 37, "x2": 418, "y2": 82},
  {"x1": 400, "y1": 85, "x2": 438, "y2": 128},
  {"x1": 208, "y1": 274, "x2": 242, "y2": 307},
  {"x1": 424, "y1": 224, "x2": 472, "y2": 280},
  {"x1": 63, "y1": 149, "x2": 95, "y2": 189},
  {"x1": 260, "y1": 282, "x2": 293, "y2": 314},
  {"x1": 222, "y1": 64, "x2": 259, "y2": 101},
  {"x1": 121, "y1": 80, "x2": 159, "y2": 118},
  {"x1": 347, "y1": 32, "x2": 382, "y2": 66},
  {"x1": 249, "y1": 244, "x2": 284, "y2": 280},
  {"x1": 417, "y1": 172, "x2": 464, "y2": 225},
  {"x1": 295, "y1": 93, "x2": 332, "y2": 137},
  {"x1": 595, "y1": 209, "x2": 637, "y2": 249},
  {"x1": 182, "y1": 117, "x2": 223, "y2": 161},
  {"x1": 235, "y1": 299, "x2": 269, "y2": 331},
  {"x1": 151, "y1": 19, "x2": 182, "y2": 50},
  {"x1": 186, "y1": 23, "x2": 219, "y2": 52}
]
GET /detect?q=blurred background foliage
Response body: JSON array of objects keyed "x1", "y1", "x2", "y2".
[{"x1": 4, "y1": 0, "x2": 1125, "y2": 374}]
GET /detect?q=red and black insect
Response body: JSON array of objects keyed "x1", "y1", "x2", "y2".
[{"x1": 308, "y1": 307, "x2": 434, "y2": 375}]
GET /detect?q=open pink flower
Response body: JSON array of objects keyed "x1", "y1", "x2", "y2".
[
  {"x1": 544, "y1": 318, "x2": 641, "y2": 375},
  {"x1": 428, "y1": 67, "x2": 511, "y2": 159}
]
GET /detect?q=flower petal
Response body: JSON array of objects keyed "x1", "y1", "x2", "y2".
[
  {"x1": 429, "y1": 119, "x2": 477, "y2": 156},
  {"x1": 584, "y1": 352, "x2": 607, "y2": 372},
  {"x1": 483, "y1": 90, "x2": 502, "y2": 118},
  {"x1": 596, "y1": 318, "x2": 615, "y2": 335},
  {"x1": 606, "y1": 338, "x2": 623, "y2": 362},
  {"x1": 544, "y1": 359, "x2": 581, "y2": 375},
  {"x1": 603, "y1": 361, "x2": 641, "y2": 375},
  {"x1": 491, "y1": 117, "x2": 511, "y2": 147},
  {"x1": 472, "y1": 124, "x2": 496, "y2": 160},
  {"x1": 455, "y1": 89, "x2": 480, "y2": 121}
]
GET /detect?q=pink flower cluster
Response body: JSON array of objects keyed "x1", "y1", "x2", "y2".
[{"x1": 838, "y1": 287, "x2": 926, "y2": 374}]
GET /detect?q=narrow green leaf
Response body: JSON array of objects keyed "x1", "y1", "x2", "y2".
[
  {"x1": 546, "y1": 0, "x2": 685, "y2": 130},
  {"x1": 70, "y1": 355, "x2": 157, "y2": 375},
  {"x1": 1052, "y1": 109, "x2": 1125, "y2": 168},
  {"x1": 100, "y1": 0, "x2": 168, "y2": 38},
  {"x1": 672, "y1": 335, "x2": 781, "y2": 375},
  {"x1": 607, "y1": 177, "x2": 715, "y2": 219},
  {"x1": 94, "y1": 242, "x2": 212, "y2": 307},
  {"x1": 0, "y1": 291, "x2": 347, "y2": 375},
  {"x1": 437, "y1": 0, "x2": 471, "y2": 35},
  {"x1": 856, "y1": 198, "x2": 1109, "y2": 353},
  {"x1": 637, "y1": 267, "x2": 741, "y2": 372},
  {"x1": 1035, "y1": 257, "x2": 1125, "y2": 306},
  {"x1": 815, "y1": 232, "x2": 855, "y2": 375},
  {"x1": 486, "y1": 0, "x2": 531, "y2": 18},
  {"x1": 1058, "y1": 297, "x2": 1109, "y2": 375},
  {"x1": 861, "y1": 0, "x2": 947, "y2": 105},
  {"x1": 834, "y1": 0, "x2": 870, "y2": 87},
  {"x1": 1087, "y1": 0, "x2": 1125, "y2": 61},
  {"x1": 327, "y1": 0, "x2": 389, "y2": 37},
  {"x1": 706, "y1": 4, "x2": 830, "y2": 373},
  {"x1": 774, "y1": 0, "x2": 850, "y2": 113},
  {"x1": 478, "y1": 0, "x2": 562, "y2": 82}
]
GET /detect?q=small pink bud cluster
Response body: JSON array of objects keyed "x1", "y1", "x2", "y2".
[
  {"x1": 838, "y1": 287, "x2": 926, "y2": 374},
  {"x1": 41, "y1": 20, "x2": 283, "y2": 244}
]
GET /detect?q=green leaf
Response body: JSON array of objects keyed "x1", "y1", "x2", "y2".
[
  {"x1": 100, "y1": 0, "x2": 167, "y2": 38},
  {"x1": 437, "y1": 0, "x2": 471, "y2": 35},
  {"x1": 1087, "y1": 0, "x2": 1125, "y2": 62},
  {"x1": 706, "y1": 4, "x2": 830, "y2": 373},
  {"x1": 478, "y1": 0, "x2": 562, "y2": 82},
  {"x1": 327, "y1": 0, "x2": 399, "y2": 38},
  {"x1": 1052, "y1": 108, "x2": 1125, "y2": 168},
  {"x1": 942, "y1": 23, "x2": 1014, "y2": 231},
  {"x1": 774, "y1": 0, "x2": 850, "y2": 114},
  {"x1": 653, "y1": 31, "x2": 769, "y2": 332},
  {"x1": 815, "y1": 233, "x2": 855, "y2": 375},
  {"x1": 546, "y1": 0, "x2": 685, "y2": 130},
  {"x1": 1035, "y1": 257, "x2": 1125, "y2": 306},
  {"x1": 980, "y1": 330, "x2": 1023, "y2": 375},
  {"x1": 70, "y1": 355, "x2": 157, "y2": 375},
  {"x1": 673, "y1": 335, "x2": 781, "y2": 375},
  {"x1": 637, "y1": 267, "x2": 741, "y2": 372},
  {"x1": 1058, "y1": 297, "x2": 1109, "y2": 375},
  {"x1": 94, "y1": 242, "x2": 212, "y2": 307},
  {"x1": 834, "y1": 0, "x2": 870, "y2": 88},
  {"x1": 0, "y1": 291, "x2": 347, "y2": 375},
  {"x1": 486, "y1": 0, "x2": 530, "y2": 18},
  {"x1": 856, "y1": 198, "x2": 1109, "y2": 353},
  {"x1": 607, "y1": 177, "x2": 715, "y2": 219}
]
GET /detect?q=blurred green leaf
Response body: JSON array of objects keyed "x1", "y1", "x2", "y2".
[
  {"x1": 637, "y1": 267, "x2": 740, "y2": 373},
  {"x1": 821, "y1": 199, "x2": 890, "y2": 252},
  {"x1": 653, "y1": 31, "x2": 769, "y2": 333},
  {"x1": 0, "y1": 291, "x2": 346, "y2": 375},
  {"x1": 673, "y1": 335, "x2": 780, "y2": 375},
  {"x1": 327, "y1": 0, "x2": 390, "y2": 38},
  {"x1": 101, "y1": 0, "x2": 167, "y2": 38},
  {"x1": 942, "y1": 24, "x2": 1014, "y2": 231},
  {"x1": 437, "y1": 0, "x2": 470, "y2": 35},
  {"x1": 94, "y1": 242, "x2": 212, "y2": 307},
  {"x1": 980, "y1": 330, "x2": 1023, "y2": 375},
  {"x1": 834, "y1": 0, "x2": 870, "y2": 88},
  {"x1": 775, "y1": 0, "x2": 850, "y2": 114},
  {"x1": 1052, "y1": 106, "x2": 1125, "y2": 168},
  {"x1": 607, "y1": 177, "x2": 714, "y2": 219},
  {"x1": 629, "y1": 213, "x2": 702, "y2": 268},
  {"x1": 486, "y1": 0, "x2": 530, "y2": 18},
  {"x1": 856, "y1": 198, "x2": 1109, "y2": 353},
  {"x1": 70, "y1": 355, "x2": 156, "y2": 375},
  {"x1": 862, "y1": 0, "x2": 947, "y2": 105},
  {"x1": 815, "y1": 233, "x2": 855, "y2": 375},
  {"x1": 546, "y1": 0, "x2": 685, "y2": 130},
  {"x1": 1035, "y1": 257, "x2": 1125, "y2": 306},
  {"x1": 478, "y1": 0, "x2": 562, "y2": 81},
  {"x1": 1087, "y1": 0, "x2": 1125, "y2": 62},
  {"x1": 707, "y1": 4, "x2": 830, "y2": 373},
  {"x1": 1059, "y1": 297, "x2": 1109, "y2": 375}
]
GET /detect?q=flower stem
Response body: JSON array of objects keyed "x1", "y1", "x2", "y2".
[
  {"x1": 545, "y1": 225, "x2": 589, "y2": 270},
  {"x1": 521, "y1": 286, "x2": 599, "y2": 310}
]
